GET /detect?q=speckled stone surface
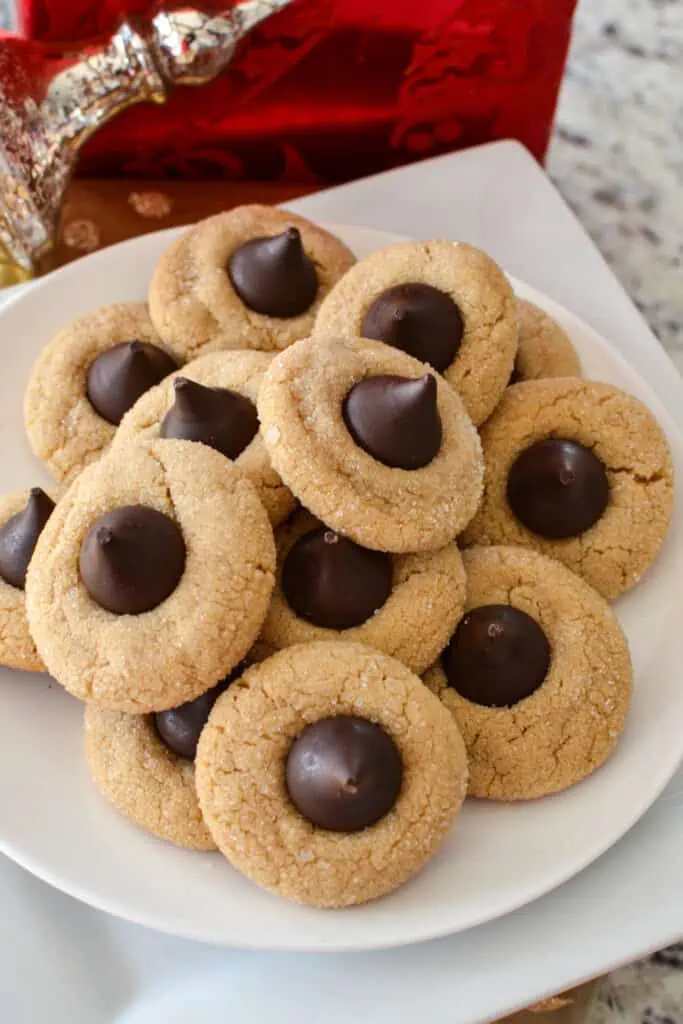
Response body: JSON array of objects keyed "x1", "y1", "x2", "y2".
[{"x1": 0, "y1": 0, "x2": 681, "y2": 1016}]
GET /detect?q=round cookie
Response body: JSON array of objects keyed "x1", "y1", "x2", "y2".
[
  {"x1": 0, "y1": 489, "x2": 55, "y2": 672},
  {"x1": 195, "y1": 641, "x2": 468, "y2": 908},
  {"x1": 25, "y1": 439, "x2": 276, "y2": 712},
  {"x1": 84, "y1": 703, "x2": 215, "y2": 850},
  {"x1": 148, "y1": 206, "x2": 355, "y2": 360},
  {"x1": 314, "y1": 240, "x2": 518, "y2": 425},
  {"x1": 114, "y1": 350, "x2": 294, "y2": 526},
  {"x1": 24, "y1": 303, "x2": 181, "y2": 483},
  {"x1": 258, "y1": 335, "x2": 484, "y2": 553},
  {"x1": 463, "y1": 378, "x2": 674, "y2": 599},
  {"x1": 261, "y1": 509, "x2": 467, "y2": 674},
  {"x1": 423, "y1": 546, "x2": 633, "y2": 801},
  {"x1": 511, "y1": 299, "x2": 581, "y2": 383}
]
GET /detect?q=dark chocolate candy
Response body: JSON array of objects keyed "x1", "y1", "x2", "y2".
[
  {"x1": 0, "y1": 488, "x2": 55, "y2": 590},
  {"x1": 160, "y1": 377, "x2": 258, "y2": 460},
  {"x1": 507, "y1": 438, "x2": 609, "y2": 539},
  {"x1": 361, "y1": 282, "x2": 463, "y2": 373},
  {"x1": 79, "y1": 505, "x2": 185, "y2": 615},
  {"x1": 227, "y1": 227, "x2": 318, "y2": 318},
  {"x1": 87, "y1": 340, "x2": 178, "y2": 425},
  {"x1": 286, "y1": 715, "x2": 403, "y2": 832},
  {"x1": 154, "y1": 663, "x2": 247, "y2": 760},
  {"x1": 442, "y1": 604, "x2": 551, "y2": 707},
  {"x1": 343, "y1": 373, "x2": 442, "y2": 470}
]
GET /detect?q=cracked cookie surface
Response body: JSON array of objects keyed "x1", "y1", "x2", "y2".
[
  {"x1": 84, "y1": 703, "x2": 215, "y2": 850},
  {"x1": 114, "y1": 350, "x2": 294, "y2": 526},
  {"x1": 261, "y1": 509, "x2": 467, "y2": 674},
  {"x1": 258, "y1": 335, "x2": 484, "y2": 553},
  {"x1": 195, "y1": 641, "x2": 468, "y2": 908},
  {"x1": 24, "y1": 303, "x2": 179, "y2": 483},
  {"x1": 463, "y1": 378, "x2": 674, "y2": 598},
  {"x1": 423, "y1": 546, "x2": 633, "y2": 800},
  {"x1": 512, "y1": 299, "x2": 581, "y2": 384},
  {"x1": 25, "y1": 439, "x2": 276, "y2": 712},
  {"x1": 314, "y1": 240, "x2": 518, "y2": 425},
  {"x1": 148, "y1": 206, "x2": 355, "y2": 360},
  {"x1": 0, "y1": 491, "x2": 48, "y2": 672}
]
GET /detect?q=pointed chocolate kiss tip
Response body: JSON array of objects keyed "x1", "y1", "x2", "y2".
[
  {"x1": 96, "y1": 525, "x2": 114, "y2": 547},
  {"x1": 86, "y1": 340, "x2": 179, "y2": 425},
  {"x1": 227, "y1": 225, "x2": 318, "y2": 318},
  {"x1": 343, "y1": 373, "x2": 442, "y2": 471}
]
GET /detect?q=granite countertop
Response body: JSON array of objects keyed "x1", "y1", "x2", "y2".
[{"x1": 0, "y1": 0, "x2": 681, "y2": 1020}]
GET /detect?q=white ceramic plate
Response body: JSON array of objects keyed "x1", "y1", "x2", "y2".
[{"x1": 0, "y1": 223, "x2": 682, "y2": 953}]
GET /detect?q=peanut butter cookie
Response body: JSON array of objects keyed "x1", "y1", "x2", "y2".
[
  {"x1": 261, "y1": 509, "x2": 466, "y2": 674},
  {"x1": 148, "y1": 206, "x2": 355, "y2": 360},
  {"x1": 463, "y1": 378, "x2": 674, "y2": 598},
  {"x1": 114, "y1": 350, "x2": 294, "y2": 526},
  {"x1": 423, "y1": 546, "x2": 633, "y2": 800},
  {"x1": 24, "y1": 303, "x2": 180, "y2": 482},
  {"x1": 25, "y1": 439, "x2": 275, "y2": 712},
  {"x1": 314, "y1": 240, "x2": 518, "y2": 425},
  {"x1": 258, "y1": 335, "x2": 484, "y2": 553},
  {"x1": 196, "y1": 641, "x2": 468, "y2": 908},
  {"x1": 511, "y1": 299, "x2": 581, "y2": 384}
]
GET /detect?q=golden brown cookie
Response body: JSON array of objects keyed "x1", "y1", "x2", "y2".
[
  {"x1": 423, "y1": 546, "x2": 633, "y2": 801},
  {"x1": 24, "y1": 303, "x2": 181, "y2": 483},
  {"x1": 114, "y1": 350, "x2": 294, "y2": 526},
  {"x1": 261, "y1": 509, "x2": 466, "y2": 674},
  {"x1": 258, "y1": 335, "x2": 484, "y2": 553},
  {"x1": 148, "y1": 206, "x2": 355, "y2": 361},
  {"x1": 511, "y1": 299, "x2": 581, "y2": 383},
  {"x1": 314, "y1": 240, "x2": 518, "y2": 425},
  {"x1": 463, "y1": 378, "x2": 674, "y2": 599},
  {"x1": 196, "y1": 641, "x2": 468, "y2": 908},
  {"x1": 84, "y1": 703, "x2": 215, "y2": 850},
  {"x1": 0, "y1": 489, "x2": 55, "y2": 672},
  {"x1": 25, "y1": 439, "x2": 276, "y2": 713}
]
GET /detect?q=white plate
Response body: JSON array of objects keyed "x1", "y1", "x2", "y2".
[{"x1": 0, "y1": 223, "x2": 682, "y2": 953}]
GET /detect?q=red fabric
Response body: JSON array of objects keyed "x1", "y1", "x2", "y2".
[{"x1": 18, "y1": 0, "x2": 577, "y2": 182}]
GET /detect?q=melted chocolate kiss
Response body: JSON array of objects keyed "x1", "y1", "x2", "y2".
[
  {"x1": 343, "y1": 374, "x2": 442, "y2": 470},
  {"x1": 507, "y1": 438, "x2": 609, "y2": 539},
  {"x1": 79, "y1": 505, "x2": 186, "y2": 615},
  {"x1": 282, "y1": 526, "x2": 393, "y2": 630},
  {"x1": 442, "y1": 604, "x2": 551, "y2": 707},
  {"x1": 361, "y1": 283, "x2": 464, "y2": 373},
  {"x1": 286, "y1": 715, "x2": 403, "y2": 833},
  {"x1": 227, "y1": 227, "x2": 318, "y2": 318},
  {"x1": 160, "y1": 377, "x2": 258, "y2": 460},
  {"x1": 87, "y1": 340, "x2": 178, "y2": 425},
  {"x1": 154, "y1": 665, "x2": 245, "y2": 760},
  {"x1": 0, "y1": 488, "x2": 55, "y2": 590}
]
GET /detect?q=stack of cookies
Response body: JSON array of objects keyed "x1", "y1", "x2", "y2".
[{"x1": 0, "y1": 205, "x2": 674, "y2": 910}]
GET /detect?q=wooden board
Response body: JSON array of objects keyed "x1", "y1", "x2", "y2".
[{"x1": 53, "y1": 178, "x2": 318, "y2": 271}]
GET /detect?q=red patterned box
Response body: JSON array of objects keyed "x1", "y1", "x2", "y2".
[{"x1": 19, "y1": 0, "x2": 577, "y2": 183}]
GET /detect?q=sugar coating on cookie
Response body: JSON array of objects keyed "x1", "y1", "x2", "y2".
[
  {"x1": 261, "y1": 509, "x2": 467, "y2": 674},
  {"x1": 24, "y1": 303, "x2": 180, "y2": 483},
  {"x1": 423, "y1": 546, "x2": 633, "y2": 800},
  {"x1": 25, "y1": 439, "x2": 276, "y2": 712},
  {"x1": 84, "y1": 704, "x2": 215, "y2": 850},
  {"x1": 258, "y1": 335, "x2": 484, "y2": 553},
  {"x1": 148, "y1": 206, "x2": 356, "y2": 360},
  {"x1": 195, "y1": 641, "x2": 468, "y2": 908},
  {"x1": 0, "y1": 490, "x2": 50, "y2": 672},
  {"x1": 513, "y1": 299, "x2": 581, "y2": 383},
  {"x1": 114, "y1": 350, "x2": 295, "y2": 526},
  {"x1": 314, "y1": 240, "x2": 518, "y2": 425},
  {"x1": 463, "y1": 378, "x2": 674, "y2": 598}
]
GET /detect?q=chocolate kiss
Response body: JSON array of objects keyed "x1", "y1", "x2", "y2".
[
  {"x1": 343, "y1": 373, "x2": 442, "y2": 470},
  {"x1": 227, "y1": 227, "x2": 318, "y2": 318},
  {"x1": 0, "y1": 487, "x2": 55, "y2": 590},
  {"x1": 87, "y1": 340, "x2": 179, "y2": 425},
  {"x1": 79, "y1": 505, "x2": 186, "y2": 615},
  {"x1": 160, "y1": 377, "x2": 259, "y2": 460},
  {"x1": 361, "y1": 282, "x2": 464, "y2": 373}
]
